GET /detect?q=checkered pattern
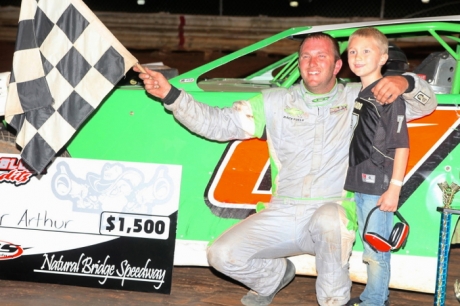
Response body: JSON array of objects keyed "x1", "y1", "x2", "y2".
[{"x1": 5, "y1": 0, "x2": 138, "y2": 173}]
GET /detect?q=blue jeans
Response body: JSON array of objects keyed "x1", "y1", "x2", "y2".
[{"x1": 355, "y1": 193, "x2": 393, "y2": 306}]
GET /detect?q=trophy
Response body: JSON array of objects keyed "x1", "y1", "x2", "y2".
[{"x1": 435, "y1": 181, "x2": 460, "y2": 305}]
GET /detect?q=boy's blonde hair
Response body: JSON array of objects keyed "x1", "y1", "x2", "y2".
[{"x1": 349, "y1": 27, "x2": 388, "y2": 54}]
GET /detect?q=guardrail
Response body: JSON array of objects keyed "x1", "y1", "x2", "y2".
[
  {"x1": 0, "y1": 6, "x2": 441, "y2": 55},
  {"x1": 0, "y1": 6, "x2": 379, "y2": 55}
]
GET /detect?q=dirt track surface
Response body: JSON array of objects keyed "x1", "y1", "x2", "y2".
[{"x1": 0, "y1": 128, "x2": 18, "y2": 154}]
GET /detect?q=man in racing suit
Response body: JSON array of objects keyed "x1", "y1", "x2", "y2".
[{"x1": 135, "y1": 33, "x2": 436, "y2": 306}]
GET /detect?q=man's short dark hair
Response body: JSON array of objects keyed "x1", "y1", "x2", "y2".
[{"x1": 299, "y1": 33, "x2": 341, "y2": 61}]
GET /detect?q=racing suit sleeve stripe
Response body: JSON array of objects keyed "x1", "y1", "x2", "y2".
[{"x1": 248, "y1": 93, "x2": 267, "y2": 138}]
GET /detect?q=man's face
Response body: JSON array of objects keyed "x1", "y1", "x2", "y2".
[{"x1": 298, "y1": 37, "x2": 342, "y2": 94}]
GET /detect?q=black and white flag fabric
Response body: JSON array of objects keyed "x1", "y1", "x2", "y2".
[{"x1": 5, "y1": 0, "x2": 138, "y2": 173}]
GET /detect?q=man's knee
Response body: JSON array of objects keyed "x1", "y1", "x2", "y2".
[
  {"x1": 207, "y1": 239, "x2": 235, "y2": 272},
  {"x1": 311, "y1": 203, "x2": 355, "y2": 265},
  {"x1": 207, "y1": 241, "x2": 223, "y2": 269},
  {"x1": 310, "y1": 203, "x2": 342, "y2": 234}
]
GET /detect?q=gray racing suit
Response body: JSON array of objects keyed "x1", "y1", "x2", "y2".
[{"x1": 161, "y1": 73, "x2": 436, "y2": 306}]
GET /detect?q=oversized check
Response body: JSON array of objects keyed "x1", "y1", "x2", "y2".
[{"x1": 0, "y1": 155, "x2": 181, "y2": 294}]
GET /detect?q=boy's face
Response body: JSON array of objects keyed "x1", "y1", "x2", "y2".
[{"x1": 347, "y1": 36, "x2": 388, "y2": 81}]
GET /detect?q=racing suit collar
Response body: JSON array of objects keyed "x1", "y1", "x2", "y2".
[{"x1": 300, "y1": 80, "x2": 339, "y2": 107}]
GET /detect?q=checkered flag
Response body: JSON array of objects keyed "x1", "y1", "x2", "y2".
[{"x1": 5, "y1": 0, "x2": 138, "y2": 174}]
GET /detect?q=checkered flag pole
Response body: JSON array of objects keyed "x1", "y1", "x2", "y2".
[{"x1": 5, "y1": 0, "x2": 138, "y2": 174}]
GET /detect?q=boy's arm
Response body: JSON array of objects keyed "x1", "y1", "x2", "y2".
[{"x1": 378, "y1": 147, "x2": 409, "y2": 212}]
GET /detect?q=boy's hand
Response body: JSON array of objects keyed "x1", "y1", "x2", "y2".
[
  {"x1": 372, "y1": 75, "x2": 409, "y2": 105},
  {"x1": 133, "y1": 66, "x2": 172, "y2": 100},
  {"x1": 377, "y1": 185, "x2": 401, "y2": 212}
]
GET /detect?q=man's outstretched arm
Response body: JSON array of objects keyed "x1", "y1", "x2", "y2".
[{"x1": 134, "y1": 66, "x2": 259, "y2": 141}]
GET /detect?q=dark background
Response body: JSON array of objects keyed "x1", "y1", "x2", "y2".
[{"x1": 3, "y1": 0, "x2": 460, "y2": 18}]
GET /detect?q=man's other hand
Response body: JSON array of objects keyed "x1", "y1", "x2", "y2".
[{"x1": 372, "y1": 75, "x2": 409, "y2": 104}]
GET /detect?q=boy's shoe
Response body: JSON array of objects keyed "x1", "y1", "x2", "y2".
[
  {"x1": 345, "y1": 297, "x2": 390, "y2": 306},
  {"x1": 240, "y1": 259, "x2": 295, "y2": 306}
]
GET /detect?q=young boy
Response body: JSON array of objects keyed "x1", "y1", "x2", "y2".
[{"x1": 344, "y1": 28, "x2": 409, "y2": 306}]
